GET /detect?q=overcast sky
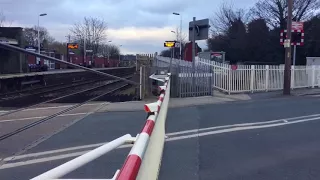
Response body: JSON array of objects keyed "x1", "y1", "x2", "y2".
[{"x1": 1, "y1": 0, "x2": 256, "y2": 54}]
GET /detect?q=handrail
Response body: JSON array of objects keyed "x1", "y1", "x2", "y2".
[{"x1": 30, "y1": 73, "x2": 171, "y2": 180}]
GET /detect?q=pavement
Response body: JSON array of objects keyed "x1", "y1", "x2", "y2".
[{"x1": 1, "y1": 94, "x2": 320, "y2": 179}]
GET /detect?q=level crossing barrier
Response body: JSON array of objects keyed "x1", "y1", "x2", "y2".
[{"x1": 30, "y1": 73, "x2": 171, "y2": 180}]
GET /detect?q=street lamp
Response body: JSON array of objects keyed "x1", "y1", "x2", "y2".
[
  {"x1": 37, "y1": 13, "x2": 47, "y2": 64},
  {"x1": 77, "y1": 34, "x2": 92, "y2": 65},
  {"x1": 170, "y1": 31, "x2": 176, "y2": 60},
  {"x1": 173, "y1": 12, "x2": 182, "y2": 60},
  {"x1": 107, "y1": 40, "x2": 112, "y2": 61},
  {"x1": 119, "y1": 45, "x2": 122, "y2": 61}
]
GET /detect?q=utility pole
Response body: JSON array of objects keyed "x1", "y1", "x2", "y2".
[
  {"x1": 66, "y1": 35, "x2": 71, "y2": 62},
  {"x1": 283, "y1": 0, "x2": 293, "y2": 95}
]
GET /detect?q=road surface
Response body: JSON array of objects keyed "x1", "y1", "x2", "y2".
[{"x1": 1, "y1": 96, "x2": 320, "y2": 179}]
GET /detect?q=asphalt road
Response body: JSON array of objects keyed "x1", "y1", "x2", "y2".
[{"x1": 1, "y1": 96, "x2": 320, "y2": 179}]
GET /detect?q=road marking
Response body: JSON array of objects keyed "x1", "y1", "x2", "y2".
[
  {"x1": 4, "y1": 142, "x2": 107, "y2": 161},
  {"x1": 2, "y1": 113, "x2": 320, "y2": 169},
  {"x1": 167, "y1": 116, "x2": 320, "y2": 141},
  {"x1": 0, "y1": 112, "x2": 89, "y2": 123},
  {"x1": 12, "y1": 113, "x2": 316, "y2": 160},
  {"x1": 166, "y1": 113, "x2": 320, "y2": 136},
  {"x1": 0, "y1": 144, "x2": 133, "y2": 170}
]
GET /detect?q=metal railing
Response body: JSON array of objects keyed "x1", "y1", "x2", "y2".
[{"x1": 30, "y1": 73, "x2": 171, "y2": 180}]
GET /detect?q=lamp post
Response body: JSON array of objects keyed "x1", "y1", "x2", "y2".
[
  {"x1": 37, "y1": 13, "x2": 47, "y2": 64},
  {"x1": 170, "y1": 30, "x2": 176, "y2": 59},
  {"x1": 118, "y1": 45, "x2": 122, "y2": 61},
  {"x1": 173, "y1": 12, "x2": 182, "y2": 60},
  {"x1": 107, "y1": 40, "x2": 112, "y2": 61},
  {"x1": 78, "y1": 34, "x2": 92, "y2": 65}
]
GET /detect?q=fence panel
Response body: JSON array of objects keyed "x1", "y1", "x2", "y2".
[
  {"x1": 155, "y1": 56, "x2": 213, "y2": 98},
  {"x1": 155, "y1": 56, "x2": 320, "y2": 95}
]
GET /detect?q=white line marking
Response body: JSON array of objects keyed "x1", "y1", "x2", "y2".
[
  {"x1": 3, "y1": 114, "x2": 320, "y2": 169},
  {"x1": 166, "y1": 113, "x2": 320, "y2": 136},
  {"x1": 4, "y1": 142, "x2": 106, "y2": 161},
  {"x1": 166, "y1": 116, "x2": 320, "y2": 142},
  {"x1": 0, "y1": 144, "x2": 133, "y2": 169},
  {"x1": 0, "y1": 112, "x2": 89, "y2": 123}
]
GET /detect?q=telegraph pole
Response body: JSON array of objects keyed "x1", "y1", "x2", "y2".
[
  {"x1": 283, "y1": 0, "x2": 293, "y2": 95},
  {"x1": 66, "y1": 35, "x2": 71, "y2": 62}
]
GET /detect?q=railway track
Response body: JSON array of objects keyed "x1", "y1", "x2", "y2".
[
  {"x1": 0, "y1": 75, "x2": 134, "y2": 117},
  {"x1": 0, "y1": 77, "x2": 134, "y2": 142},
  {"x1": 0, "y1": 77, "x2": 107, "y2": 101},
  {"x1": 0, "y1": 72, "x2": 134, "y2": 109}
]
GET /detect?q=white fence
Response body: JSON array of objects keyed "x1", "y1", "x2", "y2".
[{"x1": 156, "y1": 56, "x2": 320, "y2": 95}]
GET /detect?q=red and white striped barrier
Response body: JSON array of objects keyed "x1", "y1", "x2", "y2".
[
  {"x1": 31, "y1": 73, "x2": 171, "y2": 180},
  {"x1": 116, "y1": 74, "x2": 170, "y2": 180}
]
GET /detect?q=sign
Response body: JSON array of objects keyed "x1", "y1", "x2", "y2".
[
  {"x1": 86, "y1": 49, "x2": 93, "y2": 53},
  {"x1": 284, "y1": 39, "x2": 291, "y2": 48},
  {"x1": 164, "y1": 41, "x2": 176, "y2": 47},
  {"x1": 67, "y1": 43, "x2": 79, "y2": 49},
  {"x1": 188, "y1": 18, "x2": 210, "y2": 41},
  {"x1": 292, "y1": 22, "x2": 304, "y2": 31},
  {"x1": 280, "y1": 29, "x2": 304, "y2": 46}
]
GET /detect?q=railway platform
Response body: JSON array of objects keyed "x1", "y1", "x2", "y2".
[{"x1": 0, "y1": 66, "x2": 136, "y2": 93}]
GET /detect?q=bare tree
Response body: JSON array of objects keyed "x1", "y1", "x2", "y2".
[
  {"x1": 0, "y1": 11, "x2": 5, "y2": 27},
  {"x1": 0, "y1": 11, "x2": 12, "y2": 27},
  {"x1": 210, "y1": 2, "x2": 251, "y2": 35},
  {"x1": 23, "y1": 26, "x2": 55, "y2": 48},
  {"x1": 251, "y1": 0, "x2": 320, "y2": 29},
  {"x1": 70, "y1": 17, "x2": 107, "y2": 55},
  {"x1": 173, "y1": 27, "x2": 187, "y2": 45},
  {"x1": 97, "y1": 44, "x2": 120, "y2": 58}
]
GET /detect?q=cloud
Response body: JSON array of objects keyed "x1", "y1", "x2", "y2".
[
  {"x1": 0, "y1": 0, "x2": 257, "y2": 54},
  {"x1": 108, "y1": 27, "x2": 174, "y2": 41}
]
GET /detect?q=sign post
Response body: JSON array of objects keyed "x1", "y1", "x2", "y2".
[
  {"x1": 66, "y1": 43, "x2": 79, "y2": 63},
  {"x1": 164, "y1": 41, "x2": 177, "y2": 72},
  {"x1": 291, "y1": 22, "x2": 304, "y2": 66},
  {"x1": 280, "y1": 22, "x2": 304, "y2": 66},
  {"x1": 188, "y1": 17, "x2": 210, "y2": 96}
]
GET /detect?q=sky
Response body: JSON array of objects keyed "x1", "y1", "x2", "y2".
[{"x1": 1, "y1": 0, "x2": 256, "y2": 54}]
